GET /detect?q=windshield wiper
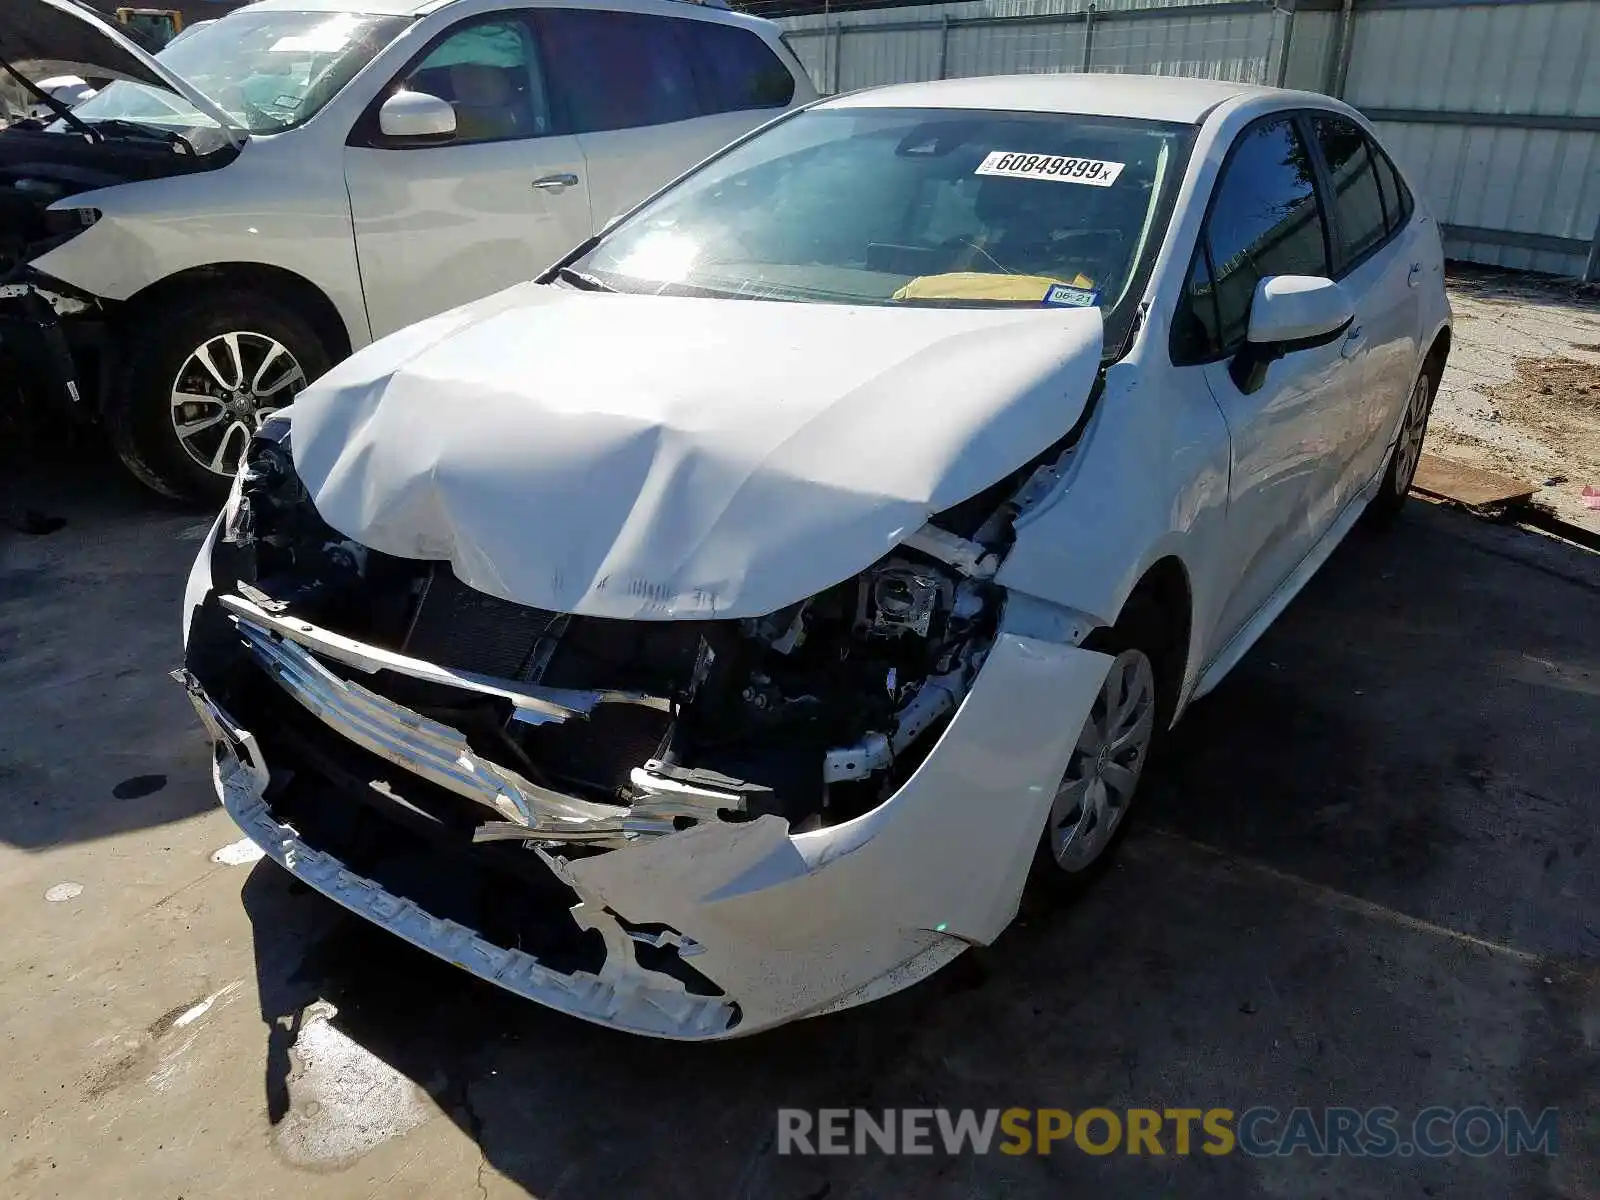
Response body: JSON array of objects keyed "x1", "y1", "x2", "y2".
[
  {"x1": 87, "y1": 119, "x2": 197, "y2": 156},
  {"x1": 0, "y1": 57, "x2": 98, "y2": 143},
  {"x1": 555, "y1": 266, "x2": 614, "y2": 292}
]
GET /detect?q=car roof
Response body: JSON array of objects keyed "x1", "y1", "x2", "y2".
[
  {"x1": 239, "y1": 0, "x2": 437, "y2": 14},
  {"x1": 240, "y1": 0, "x2": 778, "y2": 26},
  {"x1": 821, "y1": 73, "x2": 1291, "y2": 125}
]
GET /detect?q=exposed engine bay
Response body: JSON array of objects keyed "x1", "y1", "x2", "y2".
[
  {"x1": 1, "y1": 126, "x2": 227, "y2": 275},
  {"x1": 191, "y1": 418, "x2": 1032, "y2": 856},
  {"x1": 0, "y1": 130, "x2": 231, "y2": 412}
]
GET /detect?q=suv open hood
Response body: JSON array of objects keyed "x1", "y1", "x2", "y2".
[
  {"x1": 0, "y1": 0, "x2": 242, "y2": 144},
  {"x1": 290, "y1": 283, "x2": 1103, "y2": 621}
]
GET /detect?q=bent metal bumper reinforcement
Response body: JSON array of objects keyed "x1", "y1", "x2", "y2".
[
  {"x1": 218, "y1": 592, "x2": 666, "y2": 725},
  {"x1": 171, "y1": 670, "x2": 739, "y2": 1038},
  {"x1": 224, "y1": 608, "x2": 739, "y2": 843}
]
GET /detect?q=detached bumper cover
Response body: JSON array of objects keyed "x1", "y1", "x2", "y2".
[{"x1": 181, "y1": 620, "x2": 1112, "y2": 1038}]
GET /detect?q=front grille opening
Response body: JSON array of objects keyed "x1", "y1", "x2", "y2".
[{"x1": 235, "y1": 672, "x2": 607, "y2": 978}]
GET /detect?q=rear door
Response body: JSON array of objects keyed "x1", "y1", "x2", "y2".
[
  {"x1": 1169, "y1": 113, "x2": 1360, "y2": 654},
  {"x1": 343, "y1": 11, "x2": 591, "y2": 338},
  {"x1": 1305, "y1": 113, "x2": 1425, "y2": 506},
  {"x1": 535, "y1": 8, "x2": 800, "y2": 228}
]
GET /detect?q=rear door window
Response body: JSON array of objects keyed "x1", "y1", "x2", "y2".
[
  {"x1": 538, "y1": 9, "x2": 700, "y2": 133},
  {"x1": 1369, "y1": 139, "x2": 1414, "y2": 235},
  {"x1": 1310, "y1": 114, "x2": 1389, "y2": 272},
  {"x1": 682, "y1": 21, "x2": 795, "y2": 113}
]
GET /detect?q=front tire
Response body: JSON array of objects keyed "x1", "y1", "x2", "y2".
[
  {"x1": 1030, "y1": 594, "x2": 1178, "y2": 898},
  {"x1": 108, "y1": 291, "x2": 329, "y2": 503},
  {"x1": 1365, "y1": 367, "x2": 1435, "y2": 525}
]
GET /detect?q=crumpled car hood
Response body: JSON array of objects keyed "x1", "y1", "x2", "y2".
[{"x1": 290, "y1": 282, "x2": 1102, "y2": 620}]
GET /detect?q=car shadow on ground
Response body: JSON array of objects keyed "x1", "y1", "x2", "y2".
[
  {"x1": 237, "y1": 502, "x2": 1599, "y2": 1197},
  {"x1": 0, "y1": 434, "x2": 216, "y2": 849}
]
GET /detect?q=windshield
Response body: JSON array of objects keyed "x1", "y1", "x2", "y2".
[
  {"x1": 574, "y1": 107, "x2": 1192, "y2": 312},
  {"x1": 65, "y1": 10, "x2": 408, "y2": 136}
]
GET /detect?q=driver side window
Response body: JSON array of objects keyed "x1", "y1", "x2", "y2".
[
  {"x1": 1171, "y1": 115, "x2": 1331, "y2": 364},
  {"x1": 400, "y1": 16, "x2": 553, "y2": 145}
]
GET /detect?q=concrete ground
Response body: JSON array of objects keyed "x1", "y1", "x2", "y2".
[{"x1": 3, "y1": 445, "x2": 1597, "y2": 1199}]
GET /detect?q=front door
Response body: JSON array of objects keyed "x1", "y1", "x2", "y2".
[
  {"x1": 1170, "y1": 114, "x2": 1364, "y2": 656},
  {"x1": 344, "y1": 12, "x2": 592, "y2": 339}
]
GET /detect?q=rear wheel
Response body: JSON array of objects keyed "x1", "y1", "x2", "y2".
[
  {"x1": 1365, "y1": 367, "x2": 1434, "y2": 525},
  {"x1": 108, "y1": 292, "x2": 329, "y2": 503}
]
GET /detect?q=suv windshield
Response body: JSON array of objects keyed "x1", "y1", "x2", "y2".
[
  {"x1": 575, "y1": 107, "x2": 1192, "y2": 315},
  {"x1": 66, "y1": 10, "x2": 408, "y2": 137}
]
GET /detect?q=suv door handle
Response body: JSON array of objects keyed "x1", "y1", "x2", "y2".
[
  {"x1": 1341, "y1": 326, "x2": 1365, "y2": 359},
  {"x1": 1407, "y1": 263, "x2": 1423, "y2": 288},
  {"x1": 532, "y1": 173, "x2": 579, "y2": 191}
]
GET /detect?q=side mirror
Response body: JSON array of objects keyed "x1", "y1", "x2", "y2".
[
  {"x1": 1229, "y1": 275, "x2": 1354, "y2": 393},
  {"x1": 377, "y1": 90, "x2": 456, "y2": 145}
]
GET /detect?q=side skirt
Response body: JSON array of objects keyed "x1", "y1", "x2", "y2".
[{"x1": 1189, "y1": 467, "x2": 1385, "y2": 704}]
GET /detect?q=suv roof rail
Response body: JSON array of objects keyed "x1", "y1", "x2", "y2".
[{"x1": 670, "y1": 0, "x2": 732, "y2": 8}]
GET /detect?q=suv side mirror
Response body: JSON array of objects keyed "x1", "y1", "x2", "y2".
[
  {"x1": 377, "y1": 90, "x2": 456, "y2": 145},
  {"x1": 1229, "y1": 275, "x2": 1354, "y2": 393}
]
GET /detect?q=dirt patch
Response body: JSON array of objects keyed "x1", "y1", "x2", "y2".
[{"x1": 1483, "y1": 357, "x2": 1600, "y2": 476}]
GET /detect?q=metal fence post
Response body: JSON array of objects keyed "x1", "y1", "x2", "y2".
[
  {"x1": 1275, "y1": 4, "x2": 1296, "y2": 88},
  {"x1": 1082, "y1": 4, "x2": 1096, "y2": 72},
  {"x1": 1327, "y1": 0, "x2": 1355, "y2": 97},
  {"x1": 1586, "y1": 207, "x2": 1600, "y2": 283},
  {"x1": 829, "y1": 20, "x2": 842, "y2": 93},
  {"x1": 937, "y1": 14, "x2": 950, "y2": 79}
]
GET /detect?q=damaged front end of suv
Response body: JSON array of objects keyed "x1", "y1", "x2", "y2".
[{"x1": 1, "y1": 0, "x2": 241, "y2": 416}]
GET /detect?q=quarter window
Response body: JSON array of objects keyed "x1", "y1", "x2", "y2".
[
  {"x1": 539, "y1": 10, "x2": 700, "y2": 133},
  {"x1": 1173, "y1": 115, "x2": 1330, "y2": 362},
  {"x1": 402, "y1": 17, "x2": 552, "y2": 144},
  {"x1": 1311, "y1": 115, "x2": 1388, "y2": 271}
]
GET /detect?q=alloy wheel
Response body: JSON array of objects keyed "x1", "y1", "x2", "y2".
[
  {"x1": 169, "y1": 331, "x2": 307, "y2": 477},
  {"x1": 1049, "y1": 648, "x2": 1157, "y2": 872},
  {"x1": 1392, "y1": 374, "x2": 1432, "y2": 497}
]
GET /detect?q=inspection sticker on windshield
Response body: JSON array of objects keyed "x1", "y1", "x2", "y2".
[
  {"x1": 1043, "y1": 283, "x2": 1100, "y2": 308},
  {"x1": 975, "y1": 151, "x2": 1125, "y2": 187}
]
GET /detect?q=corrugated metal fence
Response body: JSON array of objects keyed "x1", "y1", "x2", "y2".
[{"x1": 767, "y1": 0, "x2": 1600, "y2": 279}]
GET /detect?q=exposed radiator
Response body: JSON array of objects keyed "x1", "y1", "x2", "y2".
[{"x1": 401, "y1": 566, "x2": 564, "y2": 680}]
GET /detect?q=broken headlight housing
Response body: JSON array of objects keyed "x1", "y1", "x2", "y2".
[{"x1": 221, "y1": 415, "x2": 295, "y2": 546}]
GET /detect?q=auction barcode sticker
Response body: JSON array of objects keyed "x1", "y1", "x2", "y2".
[{"x1": 975, "y1": 151, "x2": 1125, "y2": 187}]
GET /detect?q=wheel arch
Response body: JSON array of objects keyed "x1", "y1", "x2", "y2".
[
  {"x1": 1422, "y1": 323, "x2": 1451, "y2": 381},
  {"x1": 1113, "y1": 553, "x2": 1195, "y2": 725},
  {"x1": 117, "y1": 263, "x2": 354, "y2": 369}
]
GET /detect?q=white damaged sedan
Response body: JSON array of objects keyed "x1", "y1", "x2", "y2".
[{"x1": 179, "y1": 74, "x2": 1450, "y2": 1038}]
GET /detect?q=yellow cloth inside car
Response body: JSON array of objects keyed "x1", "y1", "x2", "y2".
[{"x1": 892, "y1": 272, "x2": 1096, "y2": 302}]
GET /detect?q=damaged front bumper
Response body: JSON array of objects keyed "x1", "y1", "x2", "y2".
[
  {"x1": 0, "y1": 273, "x2": 96, "y2": 411},
  {"x1": 179, "y1": 676, "x2": 743, "y2": 1037},
  {"x1": 182, "y1": 574, "x2": 1113, "y2": 1039}
]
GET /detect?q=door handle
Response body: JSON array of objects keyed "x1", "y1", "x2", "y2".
[
  {"x1": 1407, "y1": 263, "x2": 1423, "y2": 288},
  {"x1": 1341, "y1": 326, "x2": 1365, "y2": 359},
  {"x1": 532, "y1": 172, "x2": 579, "y2": 191}
]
